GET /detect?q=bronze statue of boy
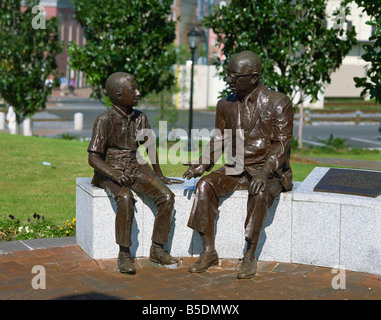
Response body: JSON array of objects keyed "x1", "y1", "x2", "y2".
[{"x1": 87, "y1": 72, "x2": 182, "y2": 274}]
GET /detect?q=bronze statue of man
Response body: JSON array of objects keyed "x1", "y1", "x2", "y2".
[
  {"x1": 87, "y1": 72, "x2": 182, "y2": 274},
  {"x1": 183, "y1": 51, "x2": 294, "y2": 279}
]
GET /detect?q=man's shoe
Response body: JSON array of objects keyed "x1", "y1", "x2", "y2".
[
  {"x1": 149, "y1": 245, "x2": 178, "y2": 265},
  {"x1": 188, "y1": 250, "x2": 219, "y2": 273},
  {"x1": 118, "y1": 254, "x2": 136, "y2": 274},
  {"x1": 237, "y1": 257, "x2": 257, "y2": 279}
]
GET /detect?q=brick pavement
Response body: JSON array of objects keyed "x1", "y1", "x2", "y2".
[{"x1": 1, "y1": 244, "x2": 381, "y2": 301}]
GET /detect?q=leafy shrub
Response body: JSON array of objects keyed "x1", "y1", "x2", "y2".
[{"x1": 316, "y1": 134, "x2": 348, "y2": 150}]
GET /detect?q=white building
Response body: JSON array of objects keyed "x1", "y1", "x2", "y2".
[{"x1": 324, "y1": 0, "x2": 374, "y2": 99}]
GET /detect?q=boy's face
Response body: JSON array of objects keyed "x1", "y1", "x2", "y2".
[{"x1": 118, "y1": 78, "x2": 141, "y2": 108}]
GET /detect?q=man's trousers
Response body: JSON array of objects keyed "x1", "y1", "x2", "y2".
[{"x1": 187, "y1": 167, "x2": 282, "y2": 244}]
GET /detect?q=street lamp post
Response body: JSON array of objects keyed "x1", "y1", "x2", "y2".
[{"x1": 187, "y1": 28, "x2": 201, "y2": 151}]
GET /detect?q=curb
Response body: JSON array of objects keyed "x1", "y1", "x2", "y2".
[{"x1": 0, "y1": 237, "x2": 76, "y2": 255}]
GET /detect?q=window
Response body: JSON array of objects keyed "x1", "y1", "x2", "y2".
[
  {"x1": 371, "y1": 25, "x2": 376, "y2": 37},
  {"x1": 59, "y1": 14, "x2": 65, "y2": 42},
  {"x1": 347, "y1": 20, "x2": 352, "y2": 32}
]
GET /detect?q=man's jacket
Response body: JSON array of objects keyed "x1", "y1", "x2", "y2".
[{"x1": 200, "y1": 82, "x2": 294, "y2": 191}]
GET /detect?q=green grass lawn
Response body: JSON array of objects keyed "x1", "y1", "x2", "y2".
[
  {"x1": 293, "y1": 148, "x2": 381, "y2": 161},
  {"x1": 1, "y1": 132, "x2": 380, "y2": 228},
  {"x1": 0, "y1": 133, "x2": 93, "y2": 226}
]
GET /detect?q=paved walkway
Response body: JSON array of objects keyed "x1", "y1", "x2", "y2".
[{"x1": 1, "y1": 238, "x2": 381, "y2": 301}]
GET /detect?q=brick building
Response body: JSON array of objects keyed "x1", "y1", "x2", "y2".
[{"x1": 39, "y1": 0, "x2": 85, "y2": 88}]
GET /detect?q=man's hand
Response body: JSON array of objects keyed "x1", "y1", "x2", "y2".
[
  {"x1": 249, "y1": 171, "x2": 268, "y2": 195},
  {"x1": 160, "y1": 176, "x2": 183, "y2": 185},
  {"x1": 182, "y1": 162, "x2": 209, "y2": 180}
]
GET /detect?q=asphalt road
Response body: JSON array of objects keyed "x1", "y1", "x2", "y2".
[
  {"x1": 294, "y1": 122, "x2": 381, "y2": 149},
  {"x1": 35, "y1": 96, "x2": 381, "y2": 150}
]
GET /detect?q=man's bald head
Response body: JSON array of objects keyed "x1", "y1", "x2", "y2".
[{"x1": 228, "y1": 51, "x2": 262, "y2": 77}]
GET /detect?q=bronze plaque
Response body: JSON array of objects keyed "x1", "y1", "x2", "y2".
[{"x1": 313, "y1": 168, "x2": 381, "y2": 198}]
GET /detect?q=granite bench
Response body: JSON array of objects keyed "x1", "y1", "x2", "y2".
[{"x1": 76, "y1": 167, "x2": 381, "y2": 275}]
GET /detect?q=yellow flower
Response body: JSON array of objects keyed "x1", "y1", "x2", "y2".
[
  {"x1": 72, "y1": 218, "x2": 76, "y2": 224},
  {"x1": 60, "y1": 227, "x2": 63, "y2": 230},
  {"x1": 1, "y1": 59, "x2": 13, "y2": 71}
]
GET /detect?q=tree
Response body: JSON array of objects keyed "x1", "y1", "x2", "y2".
[
  {"x1": 0, "y1": 0, "x2": 61, "y2": 129},
  {"x1": 68, "y1": 0, "x2": 177, "y2": 105},
  {"x1": 203, "y1": 0, "x2": 357, "y2": 148},
  {"x1": 352, "y1": 0, "x2": 381, "y2": 103}
]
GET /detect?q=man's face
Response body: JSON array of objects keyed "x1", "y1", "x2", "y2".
[
  {"x1": 226, "y1": 60, "x2": 259, "y2": 98},
  {"x1": 119, "y1": 78, "x2": 141, "y2": 108}
]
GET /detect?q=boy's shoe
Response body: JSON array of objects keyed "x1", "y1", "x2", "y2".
[
  {"x1": 149, "y1": 245, "x2": 178, "y2": 265},
  {"x1": 188, "y1": 250, "x2": 219, "y2": 273}
]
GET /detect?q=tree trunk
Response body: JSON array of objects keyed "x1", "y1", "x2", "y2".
[
  {"x1": 297, "y1": 104, "x2": 303, "y2": 149},
  {"x1": 15, "y1": 112, "x2": 22, "y2": 135},
  {"x1": 160, "y1": 91, "x2": 164, "y2": 121}
]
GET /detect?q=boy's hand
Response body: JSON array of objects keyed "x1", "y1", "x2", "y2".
[{"x1": 113, "y1": 172, "x2": 132, "y2": 186}]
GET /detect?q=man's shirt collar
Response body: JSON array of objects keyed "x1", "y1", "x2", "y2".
[{"x1": 244, "y1": 81, "x2": 263, "y2": 105}]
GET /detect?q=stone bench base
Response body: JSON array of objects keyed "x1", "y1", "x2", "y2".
[
  {"x1": 76, "y1": 177, "x2": 296, "y2": 262},
  {"x1": 76, "y1": 167, "x2": 381, "y2": 275}
]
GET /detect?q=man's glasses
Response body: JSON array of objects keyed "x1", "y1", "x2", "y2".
[{"x1": 226, "y1": 72, "x2": 254, "y2": 81}]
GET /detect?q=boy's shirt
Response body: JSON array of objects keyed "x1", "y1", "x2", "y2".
[{"x1": 87, "y1": 106, "x2": 155, "y2": 186}]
